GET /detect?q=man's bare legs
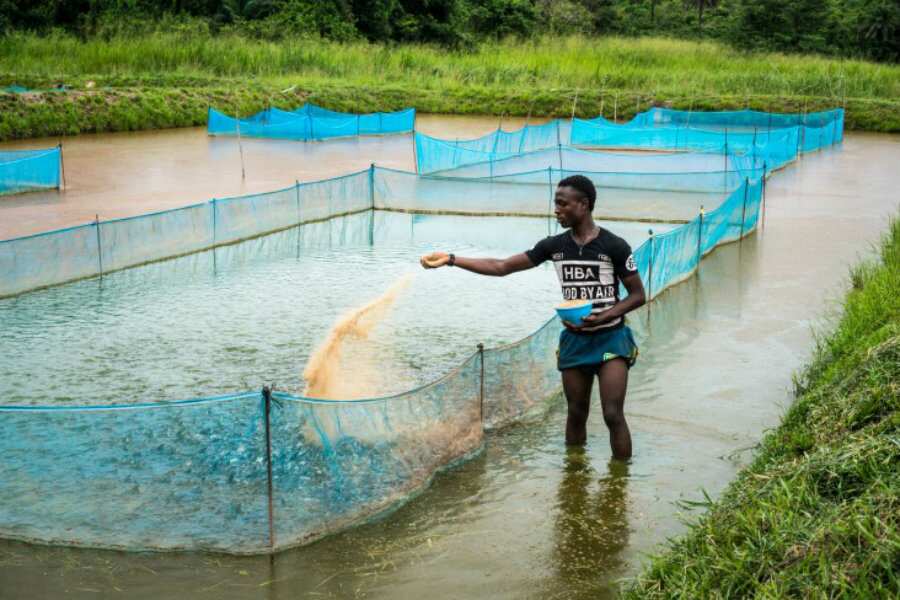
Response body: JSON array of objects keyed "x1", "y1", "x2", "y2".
[
  {"x1": 562, "y1": 368, "x2": 593, "y2": 446},
  {"x1": 598, "y1": 358, "x2": 632, "y2": 459},
  {"x1": 561, "y1": 359, "x2": 632, "y2": 459}
]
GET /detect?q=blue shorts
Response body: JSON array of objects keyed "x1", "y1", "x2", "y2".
[{"x1": 557, "y1": 326, "x2": 639, "y2": 372}]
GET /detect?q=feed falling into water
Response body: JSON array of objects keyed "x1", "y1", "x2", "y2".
[{"x1": 303, "y1": 274, "x2": 413, "y2": 399}]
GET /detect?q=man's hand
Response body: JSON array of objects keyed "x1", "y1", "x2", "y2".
[
  {"x1": 562, "y1": 310, "x2": 612, "y2": 331},
  {"x1": 420, "y1": 251, "x2": 450, "y2": 269}
]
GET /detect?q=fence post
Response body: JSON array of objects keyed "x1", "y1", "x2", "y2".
[
  {"x1": 477, "y1": 343, "x2": 485, "y2": 429},
  {"x1": 739, "y1": 177, "x2": 749, "y2": 241},
  {"x1": 368, "y1": 165, "x2": 376, "y2": 245},
  {"x1": 547, "y1": 167, "x2": 554, "y2": 235},
  {"x1": 58, "y1": 142, "x2": 66, "y2": 190},
  {"x1": 646, "y1": 229, "x2": 654, "y2": 319},
  {"x1": 356, "y1": 114, "x2": 360, "y2": 137},
  {"x1": 262, "y1": 386, "x2": 276, "y2": 552},
  {"x1": 761, "y1": 162, "x2": 768, "y2": 230},
  {"x1": 723, "y1": 128, "x2": 729, "y2": 194},
  {"x1": 94, "y1": 214, "x2": 103, "y2": 281},
  {"x1": 613, "y1": 93, "x2": 618, "y2": 122},
  {"x1": 752, "y1": 127, "x2": 758, "y2": 165},
  {"x1": 211, "y1": 198, "x2": 218, "y2": 272},
  {"x1": 378, "y1": 112, "x2": 383, "y2": 133},
  {"x1": 557, "y1": 143, "x2": 564, "y2": 171},
  {"x1": 295, "y1": 181, "x2": 302, "y2": 258},
  {"x1": 235, "y1": 109, "x2": 246, "y2": 180},
  {"x1": 696, "y1": 205, "x2": 704, "y2": 268}
]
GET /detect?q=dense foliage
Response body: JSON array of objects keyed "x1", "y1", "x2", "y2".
[{"x1": 2, "y1": 0, "x2": 898, "y2": 63}]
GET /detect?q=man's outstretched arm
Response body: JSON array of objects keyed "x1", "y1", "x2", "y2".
[{"x1": 420, "y1": 251, "x2": 534, "y2": 277}]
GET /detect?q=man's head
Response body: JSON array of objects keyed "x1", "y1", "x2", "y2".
[{"x1": 554, "y1": 175, "x2": 596, "y2": 228}]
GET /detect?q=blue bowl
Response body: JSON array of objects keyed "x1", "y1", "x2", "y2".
[{"x1": 555, "y1": 301, "x2": 592, "y2": 326}]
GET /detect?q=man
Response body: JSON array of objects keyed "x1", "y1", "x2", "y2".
[{"x1": 420, "y1": 175, "x2": 645, "y2": 459}]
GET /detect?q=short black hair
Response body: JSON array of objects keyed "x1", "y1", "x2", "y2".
[{"x1": 557, "y1": 174, "x2": 596, "y2": 211}]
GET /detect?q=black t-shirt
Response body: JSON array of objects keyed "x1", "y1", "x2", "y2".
[{"x1": 526, "y1": 228, "x2": 638, "y2": 332}]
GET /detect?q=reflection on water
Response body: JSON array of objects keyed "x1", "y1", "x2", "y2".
[{"x1": 552, "y1": 449, "x2": 630, "y2": 600}]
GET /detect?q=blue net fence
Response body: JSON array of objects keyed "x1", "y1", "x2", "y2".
[
  {"x1": 416, "y1": 108, "x2": 843, "y2": 174},
  {"x1": 0, "y1": 151, "x2": 765, "y2": 552},
  {"x1": 636, "y1": 107, "x2": 844, "y2": 133},
  {"x1": 208, "y1": 104, "x2": 416, "y2": 141},
  {"x1": 0, "y1": 147, "x2": 61, "y2": 195}
]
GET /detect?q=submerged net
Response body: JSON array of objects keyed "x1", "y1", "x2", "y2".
[
  {"x1": 207, "y1": 104, "x2": 415, "y2": 141},
  {"x1": 0, "y1": 147, "x2": 60, "y2": 195}
]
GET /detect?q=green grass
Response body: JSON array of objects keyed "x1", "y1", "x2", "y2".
[
  {"x1": 1, "y1": 33, "x2": 899, "y2": 140},
  {"x1": 624, "y1": 219, "x2": 900, "y2": 598}
]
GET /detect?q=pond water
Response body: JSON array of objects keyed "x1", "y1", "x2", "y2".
[{"x1": 0, "y1": 118, "x2": 897, "y2": 599}]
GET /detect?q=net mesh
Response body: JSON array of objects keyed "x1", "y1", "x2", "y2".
[
  {"x1": 416, "y1": 109, "x2": 842, "y2": 174},
  {"x1": 208, "y1": 104, "x2": 415, "y2": 141},
  {"x1": 1, "y1": 110, "x2": 779, "y2": 553},
  {"x1": 0, "y1": 147, "x2": 60, "y2": 195}
]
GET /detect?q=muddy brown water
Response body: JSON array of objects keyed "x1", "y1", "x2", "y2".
[{"x1": 0, "y1": 119, "x2": 897, "y2": 599}]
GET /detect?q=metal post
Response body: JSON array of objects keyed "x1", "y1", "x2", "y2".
[
  {"x1": 368, "y1": 164, "x2": 376, "y2": 246},
  {"x1": 752, "y1": 127, "x2": 758, "y2": 165},
  {"x1": 761, "y1": 162, "x2": 768, "y2": 230},
  {"x1": 368, "y1": 163, "x2": 375, "y2": 209},
  {"x1": 477, "y1": 343, "x2": 485, "y2": 428},
  {"x1": 211, "y1": 198, "x2": 217, "y2": 272},
  {"x1": 58, "y1": 142, "x2": 66, "y2": 190},
  {"x1": 295, "y1": 181, "x2": 302, "y2": 258},
  {"x1": 739, "y1": 177, "x2": 749, "y2": 240},
  {"x1": 262, "y1": 386, "x2": 276, "y2": 551},
  {"x1": 646, "y1": 229, "x2": 654, "y2": 316},
  {"x1": 696, "y1": 205, "x2": 704, "y2": 268},
  {"x1": 723, "y1": 128, "x2": 729, "y2": 194},
  {"x1": 547, "y1": 167, "x2": 553, "y2": 235},
  {"x1": 235, "y1": 108, "x2": 246, "y2": 180},
  {"x1": 94, "y1": 214, "x2": 103, "y2": 280}
]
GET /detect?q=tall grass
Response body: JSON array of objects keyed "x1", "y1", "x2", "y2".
[
  {"x1": 624, "y1": 219, "x2": 900, "y2": 598},
  {"x1": 2, "y1": 33, "x2": 898, "y2": 101}
]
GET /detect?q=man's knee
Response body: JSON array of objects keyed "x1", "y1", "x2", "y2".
[
  {"x1": 602, "y1": 407, "x2": 626, "y2": 430},
  {"x1": 567, "y1": 402, "x2": 589, "y2": 424}
]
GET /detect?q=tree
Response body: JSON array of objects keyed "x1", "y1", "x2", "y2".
[
  {"x1": 683, "y1": 0, "x2": 719, "y2": 33},
  {"x1": 468, "y1": 0, "x2": 535, "y2": 38},
  {"x1": 853, "y1": 0, "x2": 900, "y2": 62}
]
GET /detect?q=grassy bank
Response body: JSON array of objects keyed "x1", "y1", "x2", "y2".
[
  {"x1": 625, "y1": 219, "x2": 900, "y2": 598},
  {"x1": 1, "y1": 34, "x2": 899, "y2": 141}
]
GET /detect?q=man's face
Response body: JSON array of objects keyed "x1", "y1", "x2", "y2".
[{"x1": 554, "y1": 185, "x2": 590, "y2": 229}]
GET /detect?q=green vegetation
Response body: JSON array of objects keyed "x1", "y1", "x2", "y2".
[
  {"x1": 1, "y1": 34, "x2": 898, "y2": 140},
  {"x1": 4, "y1": 1, "x2": 899, "y2": 62},
  {"x1": 625, "y1": 219, "x2": 900, "y2": 598}
]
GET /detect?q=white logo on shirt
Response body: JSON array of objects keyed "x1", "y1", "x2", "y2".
[{"x1": 625, "y1": 254, "x2": 636, "y2": 271}]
